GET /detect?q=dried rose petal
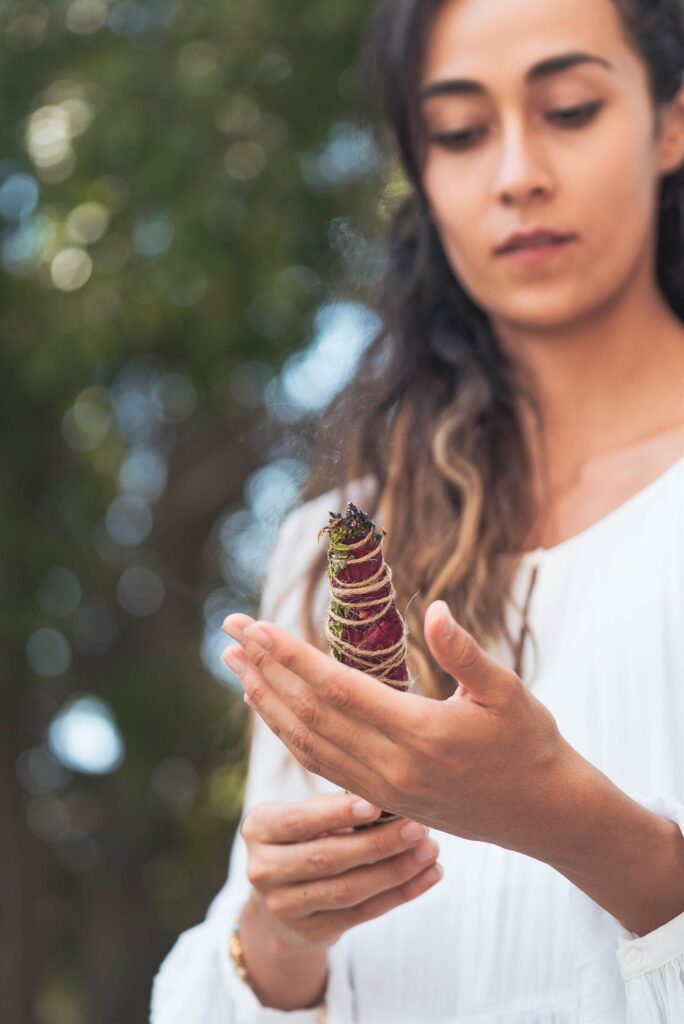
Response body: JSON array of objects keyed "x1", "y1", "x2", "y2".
[{"x1": 318, "y1": 502, "x2": 411, "y2": 688}]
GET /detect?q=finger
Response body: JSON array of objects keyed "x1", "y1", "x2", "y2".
[
  {"x1": 272, "y1": 839, "x2": 441, "y2": 919},
  {"x1": 243, "y1": 792, "x2": 382, "y2": 845},
  {"x1": 323, "y1": 861, "x2": 444, "y2": 934},
  {"x1": 261, "y1": 815, "x2": 431, "y2": 885},
  {"x1": 234, "y1": 617, "x2": 429, "y2": 745},
  {"x1": 228, "y1": 633, "x2": 399, "y2": 769},
  {"x1": 424, "y1": 601, "x2": 516, "y2": 705},
  {"x1": 224, "y1": 644, "x2": 381, "y2": 797},
  {"x1": 222, "y1": 612, "x2": 254, "y2": 642}
]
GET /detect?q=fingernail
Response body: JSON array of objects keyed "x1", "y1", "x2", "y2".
[
  {"x1": 400, "y1": 821, "x2": 426, "y2": 842},
  {"x1": 223, "y1": 647, "x2": 246, "y2": 676},
  {"x1": 414, "y1": 839, "x2": 439, "y2": 864},
  {"x1": 223, "y1": 619, "x2": 245, "y2": 642},
  {"x1": 440, "y1": 603, "x2": 455, "y2": 639},
  {"x1": 352, "y1": 799, "x2": 378, "y2": 819},
  {"x1": 244, "y1": 625, "x2": 272, "y2": 650}
]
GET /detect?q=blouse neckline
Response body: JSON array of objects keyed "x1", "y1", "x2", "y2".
[{"x1": 517, "y1": 454, "x2": 684, "y2": 567}]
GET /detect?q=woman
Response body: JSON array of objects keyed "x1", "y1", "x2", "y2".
[{"x1": 151, "y1": 0, "x2": 684, "y2": 1020}]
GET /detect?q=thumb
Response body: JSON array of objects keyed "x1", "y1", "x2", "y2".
[{"x1": 424, "y1": 600, "x2": 514, "y2": 705}]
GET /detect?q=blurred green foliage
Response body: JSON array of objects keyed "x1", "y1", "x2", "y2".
[{"x1": 0, "y1": 1, "x2": 390, "y2": 1020}]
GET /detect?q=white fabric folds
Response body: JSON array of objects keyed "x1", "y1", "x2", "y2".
[{"x1": 151, "y1": 458, "x2": 684, "y2": 1023}]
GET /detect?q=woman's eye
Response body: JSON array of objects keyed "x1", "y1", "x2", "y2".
[
  {"x1": 547, "y1": 100, "x2": 604, "y2": 126},
  {"x1": 430, "y1": 101, "x2": 603, "y2": 152},
  {"x1": 429, "y1": 126, "x2": 486, "y2": 151}
]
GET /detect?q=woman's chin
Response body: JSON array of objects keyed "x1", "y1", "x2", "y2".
[{"x1": 487, "y1": 296, "x2": 590, "y2": 333}]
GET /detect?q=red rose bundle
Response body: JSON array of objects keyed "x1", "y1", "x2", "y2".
[{"x1": 318, "y1": 502, "x2": 414, "y2": 829}]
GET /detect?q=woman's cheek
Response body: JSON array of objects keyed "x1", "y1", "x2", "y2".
[
  {"x1": 575, "y1": 151, "x2": 654, "y2": 279},
  {"x1": 436, "y1": 230, "x2": 495, "y2": 312},
  {"x1": 425, "y1": 131, "x2": 657, "y2": 318},
  {"x1": 425, "y1": 169, "x2": 483, "y2": 269}
]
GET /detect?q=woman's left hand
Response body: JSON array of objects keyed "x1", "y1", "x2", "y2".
[{"x1": 222, "y1": 600, "x2": 579, "y2": 854}]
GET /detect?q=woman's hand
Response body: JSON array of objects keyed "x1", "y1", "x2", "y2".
[
  {"x1": 241, "y1": 791, "x2": 443, "y2": 955},
  {"x1": 223, "y1": 601, "x2": 584, "y2": 862}
]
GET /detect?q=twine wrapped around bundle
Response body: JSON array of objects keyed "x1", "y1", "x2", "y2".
[{"x1": 318, "y1": 502, "x2": 416, "y2": 830}]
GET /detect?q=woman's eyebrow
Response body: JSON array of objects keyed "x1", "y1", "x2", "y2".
[{"x1": 418, "y1": 50, "x2": 614, "y2": 102}]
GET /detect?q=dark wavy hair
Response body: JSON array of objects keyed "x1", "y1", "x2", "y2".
[{"x1": 288, "y1": 0, "x2": 684, "y2": 699}]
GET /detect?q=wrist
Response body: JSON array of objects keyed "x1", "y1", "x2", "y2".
[
  {"x1": 244, "y1": 888, "x2": 329, "y2": 960},
  {"x1": 237, "y1": 890, "x2": 329, "y2": 1011},
  {"x1": 533, "y1": 746, "x2": 684, "y2": 936}
]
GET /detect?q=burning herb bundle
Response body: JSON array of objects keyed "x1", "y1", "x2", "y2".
[{"x1": 318, "y1": 502, "x2": 414, "y2": 829}]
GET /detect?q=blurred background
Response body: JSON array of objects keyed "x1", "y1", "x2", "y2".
[{"x1": 0, "y1": 1, "x2": 403, "y2": 1020}]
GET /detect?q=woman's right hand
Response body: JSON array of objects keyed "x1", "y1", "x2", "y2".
[{"x1": 241, "y1": 791, "x2": 443, "y2": 954}]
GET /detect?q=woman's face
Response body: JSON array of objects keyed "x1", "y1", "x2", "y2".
[{"x1": 419, "y1": 0, "x2": 681, "y2": 331}]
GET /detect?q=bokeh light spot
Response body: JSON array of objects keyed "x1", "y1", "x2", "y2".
[
  {"x1": 265, "y1": 301, "x2": 380, "y2": 421},
  {"x1": 2, "y1": 221, "x2": 43, "y2": 272},
  {"x1": 0, "y1": 172, "x2": 40, "y2": 221},
  {"x1": 6, "y1": 2, "x2": 49, "y2": 51},
  {"x1": 25, "y1": 796, "x2": 71, "y2": 843},
  {"x1": 65, "y1": 201, "x2": 110, "y2": 244},
  {"x1": 51, "y1": 247, "x2": 93, "y2": 291},
  {"x1": 37, "y1": 568, "x2": 82, "y2": 618},
  {"x1": 253, "y1": 50, "x2": 292, "y2": 85},
  {"x1": 301, "y1": 121, "x2": 381, "y2": 190},
  {"x1": 105, "y1": 495, "x2": 153, "y2": 547},
  {"x1": 150, "y1": 756, "x2": 198, "y2": 819},
  {"x1": 26, "y1": 628, "x2": 72, "y2": 677},
  {"x1": 177, "y1": 40, "x2": 221, "y2": 81},
  {"x1": 132, "y1": 210, "x2": 174, "y2": 257},
  {"x1": 62, "y1": 386, "x2": 112, "y2": 452},
  {"x1": 16, "y1": 746, "x2": 71, "y2": 796},
  {"x1": 26, "y1": 105, "x2": 72, "y2": 167},
  {"x1": 214, "y1": 93, "x2": 261, "y2": 135},
  {"x1": 223, "y1": 141, "x2": 266, "y2": 181},
  {"x1": 48, "y1": 695, "x2": 124, "y2": 774},
  {"x1": 118, "y1": 445, "x2": 167, "y2": 499},
  {"x1": 66, "y1": 0, "x2": 109, "y2": 35},
  {"x1": 117, "y1": 566, "x2": 165, "y2": 616}
]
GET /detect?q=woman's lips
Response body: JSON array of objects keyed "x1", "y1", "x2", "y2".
[{"x1": 498, "y1": 237, "x2": 576, "y2": 265}]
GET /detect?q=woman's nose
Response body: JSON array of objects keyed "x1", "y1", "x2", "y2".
[{"x1": 493, "y1": 125, "x2": 555, "y2": 204}]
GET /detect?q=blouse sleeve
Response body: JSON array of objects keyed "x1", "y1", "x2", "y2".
[
  {"x1": 149, "y1": 500, "x2": 360, "y2": 1024},
  {"x1": 571, "y1": 792, "x2": 684, "y2": 1023}
]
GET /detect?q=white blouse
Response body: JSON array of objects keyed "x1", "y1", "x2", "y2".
[{"x1": 150, "y1": 456, "x2": 684, "y2": 1024}]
